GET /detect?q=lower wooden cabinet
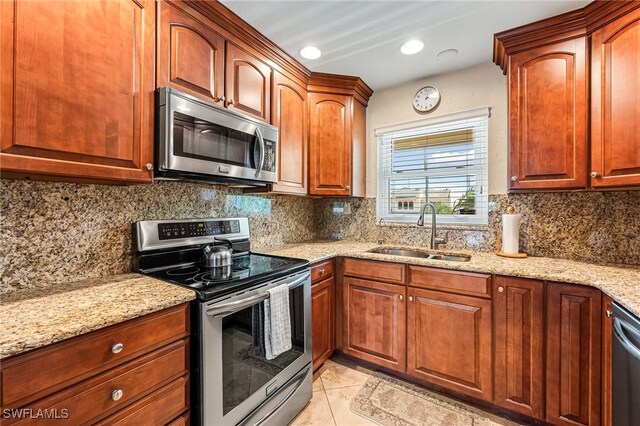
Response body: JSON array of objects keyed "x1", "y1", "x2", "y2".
[
  {"x1": 546, "y1": 283, "x2": 602, "y2": 426},
  {"x1": 602, "y1": 294, "x2": 613, "y2": 426},
  {"x1": 493, "y1": 276, "x2": 545, "y2": 419},
  {"x1": 0, "y1": 304, "x2": 190, "y2": 425},
  {"x1": 343, "y1": 277, "x2": 406, "y2": 372},
  {"x1": 406, "y1": 286, "x2": 493, "y2": 402},
  {"x1": 312, "y1": 276, "x2": 335, "y2": 370}
]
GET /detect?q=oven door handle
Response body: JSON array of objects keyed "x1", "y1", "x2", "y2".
[
  {"x1": 255, "y1": 126, "x2": 265, "y2": 178},
  {"x1": 205, "y1": 272, "x2": 310, "y2": 317}
]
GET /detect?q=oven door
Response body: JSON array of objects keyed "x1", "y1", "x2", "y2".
[
  {"x1": 199, "y1": 270, "x2": 312, "y2": 426},
  {"x1": 157, "y1": 87, "x2": 278, "y2": 184}
]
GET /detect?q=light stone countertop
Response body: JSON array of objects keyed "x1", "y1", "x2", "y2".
[
  {"x1": 256, "y1": 240, "x2": 640, "y2": 317},
  {"x1": 0, "y1": 273, "x2": 196, "y2": 359}
]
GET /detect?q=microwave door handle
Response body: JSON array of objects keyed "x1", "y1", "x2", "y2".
[{"x1": 255, "y1": 126, "x2": 265, "y2": 178}]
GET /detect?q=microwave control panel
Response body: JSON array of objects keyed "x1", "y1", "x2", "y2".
[{"x1": 158, "y1": 220, "x2": 241, "y2": 240}]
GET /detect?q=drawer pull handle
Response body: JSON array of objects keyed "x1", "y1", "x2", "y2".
[
  {"x1": 111, "y1": 389, "x2": 124, "y2": 401},
  {"x1": 111, "y1": 343, "x2": 124, "y2": 354},
  {"x1": 498, "y1": 286, "x2": 504, "y2": 293},
  {"x1": 319, "y1": 269, "x2": 326, "y2": 275}
]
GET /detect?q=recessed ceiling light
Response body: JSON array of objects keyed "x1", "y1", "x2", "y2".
[
  {"x1": 400, "y1": 40, "x2": 424, "y2": 55},
  {"x1": 437, "y1": 48, "x2": 459, "y2": 60},
  {"x1": 299, "y1": 46, "x2": 321, "y2": 60}
]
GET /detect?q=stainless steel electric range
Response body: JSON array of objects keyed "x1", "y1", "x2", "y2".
[{"x1": 134, "y1": 218, "x2": 312, "y2": 426}]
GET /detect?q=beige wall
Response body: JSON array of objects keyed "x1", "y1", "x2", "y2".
[{"x1": 365, "y1": 61, "x2": 508, "y2": 197}]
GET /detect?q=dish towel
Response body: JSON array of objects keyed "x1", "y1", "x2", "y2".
[{"x1": 264, "y1": 284, "x2": 292, "y2": 360}]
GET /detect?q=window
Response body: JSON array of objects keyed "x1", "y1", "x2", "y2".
[{"x1": 376, "y1": 107, "x2": 489, "y2": 225}]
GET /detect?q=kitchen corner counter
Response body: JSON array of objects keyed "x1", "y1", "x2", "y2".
[
  {"x1": 0, "y1": 274, "x2": 196, "y2": 359},
  {"x1": 257, "y1": 240, "x2": 640, "y2": 317}
]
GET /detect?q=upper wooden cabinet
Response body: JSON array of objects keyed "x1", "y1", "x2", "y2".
[
  {"x1": 308, "y1": 74, "x2": 372, "y2": 197},
  {"x1": 0, "y1": 0, "x2": 155, "y2": 183},
  {"x1": 157, "y1": 0, "x2": 225, "y2": 105},
  {"x1": 270, "y1": 71, "x2": 307, "y2": 194},
  {"x1": 225, "y1": 43, "x2": 272, "y2": 123},
  {"x1": 546, "y1": 282, "x2": 601, "y2": 426},
  {"x1": 590, "y1": 7, "x2": 640, "y2": 188},
  {"x1": 507, "y1": 38, "x2": 587, "y2": 190},
  {"x1": 494, "y1": 1, "x2": 640, "y2": 192}
]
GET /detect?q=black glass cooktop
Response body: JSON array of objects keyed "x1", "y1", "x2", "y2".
[{"x1": 143, "y1": 252, "x2": 308, "y2": 300}]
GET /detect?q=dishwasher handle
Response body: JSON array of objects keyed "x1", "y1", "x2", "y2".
[{"x1": 613, "y1": 317, "x2": 640, "y2": 361}]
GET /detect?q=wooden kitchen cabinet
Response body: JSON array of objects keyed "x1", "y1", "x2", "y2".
[
  {"x1": 312, "y1": 277, "x2": 335, "y2": 370},
  {"x1": 601, "y1": 294, "x2": 613, "y2": 426},
  {"x1": 406, "y1": 286, "x2": 493, "y2": 402},
  {"x1": 493, "y1": 276, "x2": 545, "y2": 420},
  {"x1": 307, "y1": 74, "x2": 371, "y2": 197},
  {"x1": 546, "y1": 283, "x2": 601, "y2": 426},
  {"x1": 507, "y1": 37, "x2": 588, "y2": 191},
  {"x1": 0, "y1": 0, "x2": 155, "y2": 184},
  {"x1": 225, "y1": 42, "x2": 272, "y2": 123},
  {"x1": 343, "y1": 277, "x2": 406, "y2": 372},
  {"x1": 156, "y1": 0, "x2": 225, "y2": 105},
  {"x1": 590, "y1": 7, "x2": 640, "y2": 188}
]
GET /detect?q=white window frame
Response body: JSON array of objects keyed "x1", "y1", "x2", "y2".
[{"x1": 375, "y1": 107, "x2": 490, "y2": 226}]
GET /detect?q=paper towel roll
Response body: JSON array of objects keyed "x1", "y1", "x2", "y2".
[{"x1": 502, "y1": 213, "x2": 521, "y2": 254}]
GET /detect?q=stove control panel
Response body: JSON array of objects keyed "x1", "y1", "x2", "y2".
[{"x1": 158, "y1": 220, "x2": 241, "y2": 240}]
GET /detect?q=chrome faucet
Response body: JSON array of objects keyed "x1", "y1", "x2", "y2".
[
  {"x1": 417, "y1": 202, "x2": 444, "y2": 249},
  {"x1": 377, "y1": 218, "x2": 386, "y2": 245}
]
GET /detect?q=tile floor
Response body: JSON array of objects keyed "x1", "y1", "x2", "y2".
[{"x1": 290, "y1": 356, "x2": 525, "y2": 426}]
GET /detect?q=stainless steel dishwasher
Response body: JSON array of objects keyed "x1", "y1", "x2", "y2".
[{"x1": 612, "y1": 302, "x2": 640, "y2": 426}]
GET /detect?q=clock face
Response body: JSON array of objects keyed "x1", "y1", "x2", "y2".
[{"x1": 413, "y1": 86, "x2": 441, "y2": 113}]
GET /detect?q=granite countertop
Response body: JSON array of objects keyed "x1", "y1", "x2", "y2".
[
  {"x1": 257, "y1": 240, "x2": 640, "y2": 317},
  {"x1": 0, "y1": 274, "x2": 196, "y2": 359}
]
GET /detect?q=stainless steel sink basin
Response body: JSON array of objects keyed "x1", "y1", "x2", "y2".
[{"x1": 367, "y1": 247, "x2": 471, "y2": 262}]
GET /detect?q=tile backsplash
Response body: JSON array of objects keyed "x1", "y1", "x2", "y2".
[
  {"x1": 2, "y1": 178, "x2": 638, "y2": 294},
  {"x1": 0, "y1": 180, "x2": 316, "y2": 293},
  {"x1": 315, "y1": 192, "x2": 640, "y2": 266}
]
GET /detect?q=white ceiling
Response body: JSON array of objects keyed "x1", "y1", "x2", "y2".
[{"x1": 220, "y1": 0, "x2": 590, "y2": 90}]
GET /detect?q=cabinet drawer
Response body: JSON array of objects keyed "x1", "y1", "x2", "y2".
[
  {"x1": 408, "y1": 266, "x2": 491, "y2": 298},
  {"x1": 312, "y1": 259, "x2": 334, "y2": 283},
  {"x1": 1, "y1": 303, "x2": 189, "y2": 408},
  {"x1": 97, "y1": 375, "x2": 189, "y2": 425},
  {"x1": 343, "y1": 258, "x2": 405, "y2": 284},
  {"x1": 8, "y1": 340, "x2": 188, "y2": 425}
]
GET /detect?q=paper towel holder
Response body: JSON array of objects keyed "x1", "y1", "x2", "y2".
[{"x1": 496, "y1": 206, "x2": 528, "y2": 259}]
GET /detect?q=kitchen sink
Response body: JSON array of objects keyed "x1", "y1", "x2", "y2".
[{"x1": 367, "y1": 247, "x2": 471, "y2": 262}]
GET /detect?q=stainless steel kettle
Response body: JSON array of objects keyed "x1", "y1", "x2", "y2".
[{"x1": 203, "y1": 239, "x2": 233, "y2": 268}]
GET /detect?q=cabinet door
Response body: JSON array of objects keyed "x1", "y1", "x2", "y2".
[
  {"x1": 271, "y1": 71, "x2": 307, "y2": 195},
  {"x1": 0, "y1": 0, "x2": 155, "y2": 183},
  {"x1": 407, "y1": 287, "x2": 493, "y2": 401},
  {"x1": 493, "y1": 276, "x2": 545, "y2": 419},
  {"x1": 590, "y1": 8, "x2": 640, "y2": 188},
  {"x1": 225, "y1": 43, "x2": 271, "y2": 122},
  {"x1": 343, "y1": 277, "x2": 406, "y2": 372},
  {"x1": 508, "y1": 38, "x2": 587, "y2": 190},
  {"x1": 546, "y1": 283, "x2": 601, "y2": 426},
  {"x1": 308, "y1": 93, "x2": 352, "y2": 196},
  {"x1": 312, "y1": 277, "x2": 335, "y2": 370},
  {"x1": 156, "y1": 0, "x2": 225, "y2": 105}
]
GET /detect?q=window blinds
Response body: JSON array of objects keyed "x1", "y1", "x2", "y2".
[{"x1": 376, "y1": 108, "x2": 489, "y2": 225}]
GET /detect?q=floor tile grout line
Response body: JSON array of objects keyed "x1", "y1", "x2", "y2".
[{"x1": 322, "y1": 388, "x2": 338, "y2": 426}]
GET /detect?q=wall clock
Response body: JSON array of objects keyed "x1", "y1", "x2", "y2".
[{"x1": 413, "y1": 86, "x2": 441, "y2": 113}]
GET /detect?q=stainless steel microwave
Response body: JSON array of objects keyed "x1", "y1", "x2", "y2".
[{"x1": 155, "y1": 87, "x2": 278, "y2": 185}]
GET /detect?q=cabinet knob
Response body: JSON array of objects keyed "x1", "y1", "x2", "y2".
[
  {"x1": 590, "y1": 171, "x2": 600, "y2": 178},
  {"x1": 408, "y1": 296, "x2": 414, "y2": 302},
  {"x1": 319, "y1": 268, "x2": 325, "y2": 275},
  {"x1": 219, "y1": 96, "x2": 226, "y2": 103},
  {"x1": 510, "y1": 176, "x2": 518, "y2": 182},
  {"x1": 346, "y1": 185, "x2": 351, "y2": 190},
  {"x1": 111, "y1": 343, "x2": 124, "y2": 354},
  {"x1": 145, "y1": 163, "x2": 153, "y2": 171},
  {"x1": 497, "y1": 286, "x2": 504, "y2": 293},
  {"x1": 606, "y1": 309, "x2": 613, "y2": 318},
  {"x1": 111, "y1": 389, "x2": 124, "y2": 401},
  {"x1": 228, "y1": 99, "x2": 235, "y2": 106},
  {"x1": 398, "y1": 294, "x2": 404, "y2": 301}
]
